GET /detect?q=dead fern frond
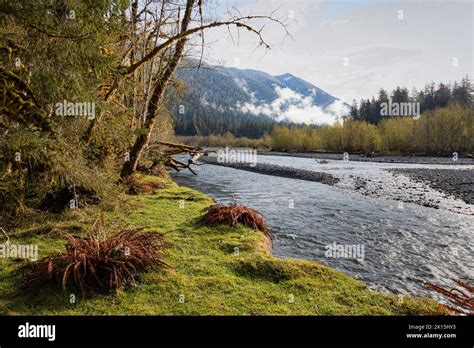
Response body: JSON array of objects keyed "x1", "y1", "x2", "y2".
[
  {"x1": 20, "y1": 227, "x2": 171, "y2": 295},
  {"x1": 199, "y1": 203, "x2": 272, "y2": 241},
  {"x1": 425, "y1": 278, "x2": 473, "y2": 315}
]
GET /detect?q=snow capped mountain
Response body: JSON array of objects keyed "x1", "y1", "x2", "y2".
[{"x1": 172, "y1": 61, "x2": 350, "y2": 137}]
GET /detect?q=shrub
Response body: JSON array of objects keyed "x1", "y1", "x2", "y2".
[
  {"x1": 20, "y1": 227, "x2": 171, "y2": 295},
  {"x1": 378, "y1": 117, "x2": 415, "y2": 153},
  {"x1": 199, "y1": 203, "x2": 272, "y2": 241},
  {"x1": 0, "y1": 129, "x2": 112, "y2": 216}
]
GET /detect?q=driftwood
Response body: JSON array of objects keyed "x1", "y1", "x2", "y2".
[{"x1": 148, "y1": 141, "x2": 213, "y2": 175}]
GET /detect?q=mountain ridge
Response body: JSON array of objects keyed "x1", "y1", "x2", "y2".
[{"x1": 171, "y1": 60, "x2": 349, "y2": 138}]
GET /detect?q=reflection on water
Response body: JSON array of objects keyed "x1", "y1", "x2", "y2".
[{"x1": 171, "y1": 154, "x2": 474, "y2": 300}]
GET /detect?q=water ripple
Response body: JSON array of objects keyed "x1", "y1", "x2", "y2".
[{"x1": 171, "y1": 155, "x2": 473, "y2": 301}]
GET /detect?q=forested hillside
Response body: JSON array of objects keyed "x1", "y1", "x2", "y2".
[{"x1": 170, "y1": 60, "x2": 348, "y2": 138}]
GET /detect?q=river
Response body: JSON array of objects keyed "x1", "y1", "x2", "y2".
[{"x1": 171, "y1": 153, "x2": 474, "y2": 300}]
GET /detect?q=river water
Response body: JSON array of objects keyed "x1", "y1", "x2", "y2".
[{"x1": 171, "y1": 154, "x2": 474, "y2": 300}]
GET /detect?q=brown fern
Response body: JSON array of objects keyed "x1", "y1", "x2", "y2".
[
  {"x1": 19, "y1": 227, "x2": 171, "y2": 295},
  {"x1": 199, "y1": 202, "x2": 272, "y2": 241},
  {"x1": 425, "y1": 278, "x2": 473, "y2": 315}
]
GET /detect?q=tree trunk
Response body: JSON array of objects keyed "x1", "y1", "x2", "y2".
[{"x1": 120, "y1": 0, "x2": 194, "y2": 178}]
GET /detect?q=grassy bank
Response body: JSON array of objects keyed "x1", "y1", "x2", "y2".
[{"x1": 0, "y1": 177, "x2": 447, "y2": 315}]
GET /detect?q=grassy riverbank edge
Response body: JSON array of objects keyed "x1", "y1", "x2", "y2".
[{"x1": 0, "y1": 176, "x2": 448, "y2": 315}]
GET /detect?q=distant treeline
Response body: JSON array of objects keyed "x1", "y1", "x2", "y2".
[
  {"x1": 173, "y1": 111, "x2": 276, "y2": 138},
  {"x1": 174, "y1": 76, "x2": 472, "y2": 140},
  {"x1": 177, "y1": 132, "x2": 272, "y2": 149},
  {"x1": 351, "y1": 76, "x2": 472, "y2": 124},
  {"x1": 182, "y1": 103, "x2": 473, "y2": 155}
]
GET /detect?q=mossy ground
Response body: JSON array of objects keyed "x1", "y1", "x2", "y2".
[{"x1": 0, "y1": 176, "x2": 447, "y2": 315}]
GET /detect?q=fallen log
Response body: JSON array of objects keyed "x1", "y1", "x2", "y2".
[{"x1": 147, "y1": 142, "x2": 213, "y2": 175}]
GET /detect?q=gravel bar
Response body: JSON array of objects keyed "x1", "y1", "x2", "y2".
[
  {"x1": 201, "y1": 157, "x2": 339, "y2": 185},
  {"x1": 258, "y1": 151, "x2": 474, "y2": 165},
  {"x1": 389, "y1": 168, "x2": 474, "y2": 204}
]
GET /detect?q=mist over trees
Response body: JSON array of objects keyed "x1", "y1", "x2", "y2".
[
  {"x1": 183, "y1": 76, "x2": 473, "y2": 155},
  {"x1": 175, "y1": 74, "x2": 472, "y2": 141}
]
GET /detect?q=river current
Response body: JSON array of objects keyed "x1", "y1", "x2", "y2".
[{"x1": 171, "y1": 154, "x2": 473, "y2": 301}]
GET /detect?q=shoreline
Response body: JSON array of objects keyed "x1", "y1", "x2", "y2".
[
  {"x1": 389, "y1": 168, "x2": 473, "y2": 205},
  {"x1": 0, "y1": 176, "x2": 447, "y2": 315},
  {"x1": 202, "y1": 153, "x2": 473, "y2": 208}
]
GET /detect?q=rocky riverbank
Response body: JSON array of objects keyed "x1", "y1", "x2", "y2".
[
  {"x1": 389, "y1": 168, "x2": 473, "y2": 205},
  {"x1": 200, "y1": 152, "x2": 473, "y2": 215}
]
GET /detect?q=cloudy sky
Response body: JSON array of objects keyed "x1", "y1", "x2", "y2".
[{"x1": 199, "y1": 0, "x2": 473, "y2": 103}]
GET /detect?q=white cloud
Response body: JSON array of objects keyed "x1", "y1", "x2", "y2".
[
  {"x1": 237, "y1": 85, "x2": 349, "y2": 125},
  {"x1": 233, "y1": 77, "x2": 256, "y2": 99},
  {"x1": 200, "y1": 95, "x2": 225, "y2": 113}
]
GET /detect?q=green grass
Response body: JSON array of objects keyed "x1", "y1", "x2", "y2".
[{"x1": 0, "y1": 177, "x2": 447, "y2": 315}]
